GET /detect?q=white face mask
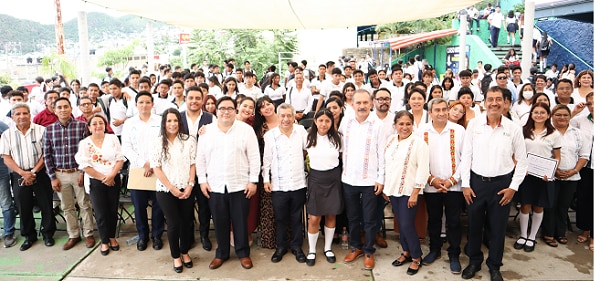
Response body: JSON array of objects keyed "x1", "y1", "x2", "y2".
[{"x1": 523, "y1": 91, "x2": 534, "y2": 100}]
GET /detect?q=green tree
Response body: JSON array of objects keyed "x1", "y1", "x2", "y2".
[
  {"x1": 40, "y1": 52, "x2": 77, "y2": 82},
  {"x1": 96, "y1": 43, "x2": 136, "y2": 71},
  {"x1": 186, "y1": 29, "x2": 297, "y2": 80}
]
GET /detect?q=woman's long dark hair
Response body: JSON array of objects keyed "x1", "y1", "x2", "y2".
[
  {"x1": 324, "y1": 97, "x2": 344, "y2": 128},
  {"x1": 253, "y1": 95, "x2": 275, "y2": 138},
  {"x1": 222, "y1": 77, "x2": 239, "y2": 95},
  {"x1": 427, "y1": 85, "x2": 444, "y2": 102},
  {"x1": 307, "y1": 109, "x2": 342, "y2": 150},
  {"x1": 159, "y1": 108, "x2": 189, "y2": 160},
  {"x1": 523, "y1": 102, "x2": 555, "y2": 140},
  {"x1": 441, "y1": 77, "x2": 454, "y2": 91}
]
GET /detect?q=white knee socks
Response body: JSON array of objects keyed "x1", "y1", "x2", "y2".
[
  {"x1": 308, "y1": 232, "x2": 319, "y2": 254},
  {"x1": 324, "y1": 227, "x2": 335, "y2": 252},
  {"x1": 528, "y1": 212, "x2": 544, "y2": 241},
  {"x1": 519, "y1": 212, "x2": 529, "y2": 240}
]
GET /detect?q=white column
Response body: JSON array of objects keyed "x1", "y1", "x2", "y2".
[
  {"x1": 458, "y1": 13, "x2": 468, "y2": 71},
  {"x1": 521, "y1": 0, "x2": 535, "y2": 78},
  {"x1": 146, "y1": 21, "x2": 155, "y2": 73},
  {"x1": 77, "y1": 11, "x2": 91, "y2": 84}
]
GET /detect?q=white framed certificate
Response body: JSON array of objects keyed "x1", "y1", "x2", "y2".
[{"x1": 526, "y1": 153, "x2": 558, "y2": 180}]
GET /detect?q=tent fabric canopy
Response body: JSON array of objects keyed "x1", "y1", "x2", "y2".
[
  {"x1": 83, "y1": 0, "x2": 480, "y2": 30},
  {"x1": 375, "y1": 29, "x2": 459, "y2": 50}
]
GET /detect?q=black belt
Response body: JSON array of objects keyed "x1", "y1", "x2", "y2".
[{"x1": 471, "y1": 171, "x2": 512, "y2": 182}]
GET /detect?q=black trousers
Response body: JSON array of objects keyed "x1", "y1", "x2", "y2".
[
  {"x1": 11, "y1": 172, "x2": 55, "y2": 241},
  {"x1": 542, "y1": 180, "x2": 577, "y2": 238},
  {"x1": 156, "y1": 191, "x2": 194, "y2": 259},
  {"x1": 424, "y1": 191, "x2": 464, "y2": 257},
  {"x1": 193, "y1": 184, "x2": 212, "y2": 238},
  {"x1": 130, "y1": 189, "x2": 165, "y2": 241},
  {"x1": 209, "y1": 189, "x2": 250, "y2": 259},
  {"x1": 272, "y1": 188, "x2": 306, "y2": 250},
  {"x1": 465, "y1": 173, "x2": 512, "y2": 271},
  {"x1": 343, "y1": 183, "x2": 377, "y2": 254},
  {"x1": 89, "y1": 178, "x2": 120, "y2": 244},
  {"x1": 576, "y1": 167, "x2": 594, "y2": 237}
]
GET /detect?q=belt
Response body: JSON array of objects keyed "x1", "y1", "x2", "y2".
[
  {"x1": 55, "y1": 168, "x2": 79, "y2": 173},
  {"x1": 471, "y1": 171, "x2": 512, "y2": 182}
]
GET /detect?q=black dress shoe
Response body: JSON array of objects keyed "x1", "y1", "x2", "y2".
[
  {"x1": 44, "y1": 238, "x2": 55, "y2": 247},
  {"x1": 324, "y1": 250, "x2": 336, "y2": 263},
  {"x1": 100, "y1": 245, "x2": 110, "y2": 256},
  {"x1": 20, "y1": 240, "x2": 34, "y2": 251},
  {"x1": 137, "y1": 239, "x2": 148, "y2": 251},
  {"x1": 109, "y1": 243, "x2": 120, "y2": 251},
  {"x1": 292, "y1": 248, "x2": 307, "y2": 263},
  {"x1": 461, "y1": 264, "x2": 481, "y2": 279},
  {"x1": 201, "y1": 236, "x2": 212, "y2": 251},
  {"x1": 490, "y1": 269, "x2": 504, "y2": 281},
  {"x1": 406, "y1": 258, "x2": 422, "y2": 275},
  {"x1": 152, "y1": 237, "x2": 163, "y2": 250},
  {"x1": 306, "y1": 252, "x2": 316, "y2": 266},
  {"x1": 182, "y1": 256, "x2": 193, "y2": 268},
  {"x1": 173, "y1": 261, "x2": 183, "y2": 273},
  {"x1": 271, "y1": 248, "x2": 288, "y2": 263}
]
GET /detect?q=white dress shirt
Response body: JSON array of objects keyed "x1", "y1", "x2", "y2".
[
  {"x1": 570, "y1": 113, "x2": 594, "y2": 169},
  {"x1": 461, "y1": 114, "x2": 528, "y2": 191},
  {"x1": 196, "y1": 120, "x2": 260, "y2": 193},
  {"x1": 306, "y1": 134, "x2": 341, "y2": 171},
  {"x1": 262, "y1": 124, "x2": 308, "y2": 192},
  {"x1": 382, "y1": 133, "x2": 429, "y2": 197},
  {"x1": 339, "y1": 114, "x2": 386, "y2": 186},
  {"x1": 285, "y1": 87, "x2": 313, "y2": 115},
  {"x1": 121, "y1": 114, "x2": 162, "y2": 168},
  {"x1": 416, "y1": 121, "x2": 465, "y2": 193},
  {"x1": 556, "y1": 126, "x2": 591, "y2": 181},
  {"x1": 150, "y1": 135, "x2": 197, "y2": 193}
]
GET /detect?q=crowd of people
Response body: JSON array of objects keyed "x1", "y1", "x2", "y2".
[{"x1": 0, "y1": 54, "x2": 593, "y2": 281}]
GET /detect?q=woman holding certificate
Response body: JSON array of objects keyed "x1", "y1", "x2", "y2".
[{"x1": 514, "y1": 102, "x2": 562, "y2": 252}]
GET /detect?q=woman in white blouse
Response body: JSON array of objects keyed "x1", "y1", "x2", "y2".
[
  {"x1": 305, "y1": 109, "x2": 344, "y2": 266},
  {"x1": 514, "y1": 102, "x2": 561, "y2": 252},
  {"x1": 75, "y1": 114, "x2": 125, "y2": 256},
  {"x1": 383, "y1": 111, "x2": 429, "y2": 275},
  {"x1": 150, "y1": 108, "x2": 197, "y2": 273},
  {"x1": 541, "y1": 105, "x2": 590, "y2": 247},
  {"x1": 406, "y1": 88, "x2": 429, "y2": 130}
]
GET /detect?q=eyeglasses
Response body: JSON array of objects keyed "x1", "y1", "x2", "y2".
[
  {"x1": 375, "y1": 97, "x2": 391, "y2": 102},
  {"x1": 450, "y1": 107, "x2": 465, "y2": 115},
  {"x1": 218, "y1": 107, "x2": 236, "y2": 113},
  {"x1": 496, "y1": 76, "x2": 507, "y2": 80},
  {"x1": 79, "y1": 103, "x2": 92, "y2": 106}
]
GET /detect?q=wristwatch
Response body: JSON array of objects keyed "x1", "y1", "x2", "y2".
[
  {"x1": 187, "y1": 182, "x2": 195, "y2": 186},
  {"x1": 30, "y1": 169, "x2": 37, "y2": 175}
]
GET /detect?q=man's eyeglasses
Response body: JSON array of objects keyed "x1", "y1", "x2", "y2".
[
  {"x1": 218, "y1": 107, "x2": 236, "y2": 113},
  {"x1": 496, "y1": 76, "x2": 507, "y2": 80},
  {"x1": 375, "y1": 97, "x2": 391, "y2": 102}
]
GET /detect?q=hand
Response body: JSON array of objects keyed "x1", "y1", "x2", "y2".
[
  {"x1": 263, "y1": 182, "x2": 272, "y2": 193},
  {"x1": 374, "y1": 183, "x2": 384, "y2": 195},
  {"x1": 497, "y1": 188, "x2": 515, "y2": 206},
  {"x1": 143, "y1": 162, "x2": 153, "y2": 177},
  {"x1": 21, "y1": 171, "x2": 36, "y2": 183},
  {"x1": 555, "y1": 169, "x2": 568, "y2": 179},
  {"x1": 407, "y1": 194, "x2": 418, "y2": 208},
  {"x1": 543, "y1": 175, "x2": 549, "y2": 182},
  {"x1": 92, "y1": 106, "x2": 102, "y2": 113},
  {"x1": 200, "y1": 183, "x2": 211, "y2": 199},
  {"x1": 179, "y1": 185, "x2": 193, "y2": 200},
  {"x1": 197, "y1": 125, "x2": 207, "y2": 136},
  {"x1": 78, "y1": 173, "x2": 85, "y2": 187},
  {"x1": 102, "y1": 174, "x2": 116, "y2": 186},
  {"x1": 51, "y1": 178, "x2": 62, "y2": 192},
  {"x1": 112, "y1": 118, "x2": 125, "y2": 127},
  {"x1": 245, "y1": 182, "x2": 257, "y2": 199},
  {"x1": 463, "y1": 187, "x2": 476, "y2": 205},
  {"x1": 381, "y1": 193, "x2": 390, "y2": 202}
]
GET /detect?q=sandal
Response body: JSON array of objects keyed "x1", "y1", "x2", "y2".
[
  {"x1": 543, "y1": 236, "x2": 558, "y2": 248},
  {"x1": 557, "y1": 237, "x2": 568, "y2": 245},
  {"x1": 577, "y1": 233, "x2": 590, "y2": 243}
]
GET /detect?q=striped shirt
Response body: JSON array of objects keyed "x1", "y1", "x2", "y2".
[
  {"x1": 43, "y1": 118, "x2": 87, "y2": 179},
  {"x1": 1, "y1": 124, "x2": 45, "y2": 171}
]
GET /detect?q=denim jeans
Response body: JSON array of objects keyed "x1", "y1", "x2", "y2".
[{"x1": 0, "y1": 173, "x2": 15, "y2": 237}]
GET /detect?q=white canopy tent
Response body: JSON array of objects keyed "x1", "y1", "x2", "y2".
[{"x1": 82, "y1": 0, "x2": 480, "y2": 29}]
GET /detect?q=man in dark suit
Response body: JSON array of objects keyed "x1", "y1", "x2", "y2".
[{"x1": 181, "y1": 86, "x2": 215, "y2": 251}]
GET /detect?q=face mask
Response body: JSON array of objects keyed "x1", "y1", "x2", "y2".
[{"x1": 523, "y1": 91, "x2": 534, "y2": 99}]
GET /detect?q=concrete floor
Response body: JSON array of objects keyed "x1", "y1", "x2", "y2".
[{"x1": 0, "y1": 208, "x2": 595, "y2": 281}]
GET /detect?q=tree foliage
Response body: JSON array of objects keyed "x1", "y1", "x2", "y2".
[
  {"x1": 186, "y1": 29, "x2": 297, "y2": 80},
  {"x1": 40, "y1": 52, "x2": 77, "y2": 82},
  {"x1": 96, "y1": 43, "x2": 136, "y2": 69}
]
